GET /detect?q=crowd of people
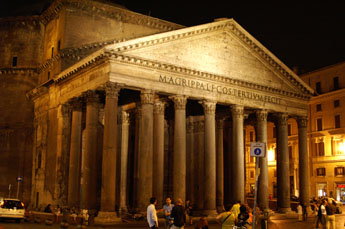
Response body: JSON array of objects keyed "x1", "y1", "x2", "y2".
[
  {"x1": 147, "y1": 197, "x2": 256, "y2": 229},
  {"x1": 310, "y1": 198, "x2": 338, "y2": 229}
]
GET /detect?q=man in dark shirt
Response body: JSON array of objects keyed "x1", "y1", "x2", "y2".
[
  {"x1": 325, "y1": 199, "x2": 336, "y2": 229},
  {"x1": 171, "y1": 198, "x2": 186, "y2": 229}
]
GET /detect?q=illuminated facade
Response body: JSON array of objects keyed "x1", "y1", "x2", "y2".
[{"x1": 245, "y1": 61, "x2": 345, "y2": 204}]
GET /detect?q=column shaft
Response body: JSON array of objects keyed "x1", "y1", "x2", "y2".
[
  {"x1": 81, "y1": 91, "x2": 99, "y2": 210},
  {"x1": 298, "y1": 117, "x2": 310, "y2": 207},
  {"x1": 120, "y1": 111, "x2": 130, "y2": 212},
  {"x1": 137, "y1": 90, "x2": 154, "y2": 211},
  {"x1": 196, "y1": 119, "x2": 204, "y2": 210},
  {"x1": 170, "y1": 95, "x2": 187, "y2": 203},
  {"x1": 256, "y1": 110, "x2": 269, "y2": 211},
  {"x1": 276, "y1": 113, "x2": 291, "y2": 212},
  {"x1": 216, "y1": 119, "x2": 224, "y2": 209},
  {"x1": 68, "y1": 99, "x2": 83, "y2": 208},
  {"x1": 153, "y1": 100, "x2": 165, "y2": 204},
  {"x1": 231, "y1": 105, "x2": 245, "y2": 204},
  {"x1": 201, "y1": 101, "x2": 217, "y2": 213}
]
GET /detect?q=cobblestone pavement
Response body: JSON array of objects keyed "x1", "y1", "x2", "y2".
[{"x1": 1, "y1": 212, "x2": 344, "y2": 228}]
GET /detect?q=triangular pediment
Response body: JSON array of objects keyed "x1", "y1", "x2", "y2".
[{"x1": 106, "y1": 18, "x2": 313, "y2": 96}]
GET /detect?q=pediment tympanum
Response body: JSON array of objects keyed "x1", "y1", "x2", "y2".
[{"x1": 106, "y1": 18, "x2": 313, "y2": 97}]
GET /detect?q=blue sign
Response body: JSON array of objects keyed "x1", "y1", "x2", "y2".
[{"x1": 254, "y1": 148, "x2": 261, "y2": 155}]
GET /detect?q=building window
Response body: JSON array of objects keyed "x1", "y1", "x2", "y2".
[
  {"x1": 317, "y1": 183, "x2": 327, "y2": 197},
  {"x1": 273, "y1": 126, "x2": 276, "y2": 138},
  {"x1": 315, "y1": 141, "x2": 325, "y2": 156},
  {"x1": 335, "y1": 167, "x2": 345, "y2": 176},
  {"x1": 335, "y1": 115, "x2": 341, "y2": 128},
  {"x1": 51, "y1": 47, "x2": 54, "y2": 58},
  {"x1": 288, "y1": 124, "x2": 292, "y2": 136},
  {"x1": 316, "y1": 81, "x2": 322, "y2": 94},
  {"x1": 331, "y1": 137, "x2": 344, "y2": 155},
  {"x1": 316, "y1": 104, "x2": 322, "y2": 112},
  {"x1": 316, "y1": 168, "x2": 326, "y2": 176},
  {"x1": 333, "y1": 77, "x2": 339, "y2": 90},
  {"x1": 289, "y1": 145, "x2": 293, "y2": 159},
  {"x1": 250, "y1": 131, "x2": 254, "y2": 142},
  {"x1": 317, "y1": 118, "x2": 323, "y2": 131},
  {"x1": 250, "y1": 170, "x2": 254, "y2": 179},
  {"x1": 334, "y1": 100, "x2": 340, "y2": 108},
  {"x1": 12, "y1": 56, "x2": 17, "y2": 67}
]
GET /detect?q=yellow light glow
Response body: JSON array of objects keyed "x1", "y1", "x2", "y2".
[
  {"x1": 339, "y1": 141, "x2": 345, "y2": 154},
  {"x1": 268, "y1": 149, "x2": 275, "y2": 162}
]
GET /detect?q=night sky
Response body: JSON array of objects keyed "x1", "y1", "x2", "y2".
[{"x1": 2, "y1": 0, "x2": 345, "y2": 73}]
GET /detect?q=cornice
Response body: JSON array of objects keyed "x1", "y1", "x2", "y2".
[
  {"x1": 309, "y1": 88, "x2": 345, "y2": 104},
  {"x1": 106, "y1": 19, "x2": 313, "y2": 97},
  {"x1": 39, "y1": 0, "x2": 183, "y2": 31},
  {"x1": 0, "y1": 16, "x2": 41, "y2": 28},
  {"x1": 0, "y1": 68, "x2": 37, "y2": 75},
  {"x1": 54, "y1": 50, "x2": 311, "y2": 100}
]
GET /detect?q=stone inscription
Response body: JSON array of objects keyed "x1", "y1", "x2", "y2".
[{"x1": 159, "y1": 75, "x2": 281, "y2": 105}]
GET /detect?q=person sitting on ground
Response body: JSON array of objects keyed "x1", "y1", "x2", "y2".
[
  {"x1": 195, "y1": 216, "x2": 208, "y2": 229},
  {"x1": 44, "y1": 204, "x2": 52, "y2": 213}
]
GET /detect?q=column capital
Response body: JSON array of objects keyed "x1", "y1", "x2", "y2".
[
  {"x1": 231, "y1": 104, "x2": 244, "y2": 118},
  {"x1": 69, "y1": 97, "x2": 83, "y2": 110},
  {"x1": 297, "y1": 116, "x2": 308, "y2": 128},
  {"x1": 105, "y1": 82, "x2": 120, "y2": 99},
  {"x1": 216, "y1": 119, "x2": 225, "y2": 129},
  {"x1": 256, "y1": 110, "x2": 268, "y2": 121},
  {"x1": 276, "y1": 113, "x2": 289, "y2": 125},
  {"x1": 82, "y1": 90, "x2": 100, "y2": 104},
  {"x1": 153, "y1": 100, "x2": 166, "y2": 115},
  {"x1": 169, "y1": 95, "x2": 188, "y2": 110},
  {"x1": 121, "y1": 111, "x2": 130, "y2": 125},
  {"x1": 140, "y1": 90, "x2": 155, "y2": 105},
  {"x1": 200, "y1": 100, "x2": 216, "y2": 115}
]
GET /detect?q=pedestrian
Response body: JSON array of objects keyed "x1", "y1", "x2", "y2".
[
  {"x1": 44, "y1": 204, "x2": 52, "y2": 213},
  {"x1": 302, "y1": 202, "x2": 307, "y2": 221},
  {"x1": 147, "y1": 197, "x2": 159, "y2": 229},
  {"x1": 163, "y1": 197, "x2": 174, "y2": 229},
  {"x1": 320, "y1": 199, "x2": 327, "y2": 229},
  {"x1": 237, "y1": 205, "x2": 250, "y2": 228},
  {"x1": 314, "y1": 201, "x2": 321, "y2": 228},
  {"x1": 185, "y1": 200, "x2": 193, "y2": 225},
  {"x1": 297, "y1": 203, "x2": 303, "y2": 221},
  {"x1": 216, "y1": 203, "x2": 237, "y2": 228},
  {"x1": 325, "y1": 199, "x2": 336, "y2": 229},
  {"x1": 171, "y1": 198, "x2": 186, "y2": 229},
  {"x1": 231, "y1": 200, "x2": 241, "y2": 219},
  {"x1": 195, "y1": 216, "x2": 208, "y2": 229}
]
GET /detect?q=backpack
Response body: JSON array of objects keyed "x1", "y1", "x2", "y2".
[{"x1": 317, "y1": 205, "x2": 322, "y2": 218}]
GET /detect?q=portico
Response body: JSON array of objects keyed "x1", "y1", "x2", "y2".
[{"x1": 28, "y1": 18, "x2": 313, "y2": 219}]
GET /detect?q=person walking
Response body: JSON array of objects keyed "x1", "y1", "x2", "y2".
[
  {"x1": 302, "y1": 202, "x2": 308, "y2": 221},
  {"x1": 320, "y1": 199, "x2": 327, "y2": 229},
  {"x1": 171, "y1": 198, "x2": 186, "y2": 229},
  {"x1": 147, "y1": 197, "x2": 159, "y2": 229},
  {"x1": 325, "y1": 199, "x2": 336, "y2": 229},
  {"x1": 163, "y1": 197, "x2": 174, "y2": 229},
  {"x1": 297, "y1": 203, "x2": 303, "y2": 221},
  {"x1": 216, "y1": 203, "x2": 237, "y2": 228}
]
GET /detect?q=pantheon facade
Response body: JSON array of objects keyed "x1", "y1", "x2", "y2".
[{"x1": 8, "y1": 0, "x2": 315, "y2": 223}]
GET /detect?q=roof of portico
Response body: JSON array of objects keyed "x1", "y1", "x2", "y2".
[{"x1": 29, "y1": 18, "x2": 314, "y2": 117}]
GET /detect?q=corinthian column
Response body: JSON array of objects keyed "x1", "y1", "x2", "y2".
[
  {"x1": 276, "y1": 113, "x2": 291, "y2": 213},
  {"x1": 120, "y1": 111, "x2": 130, "y2": 213},
  {"x1": 81, "y1": 90, "x2": 99, "y2": 210},
  {"x1": 68, "y1": 98, "x2": 83, "y2": 208},
  {"x1": 137, "y1": 90, "x2": 154, "y2": 211},
  {"x1": 256, "y1": 110, "x2": 269, "y2": 212},
  {"x1": 201, "y1": 101, "x2": 217, "y2": 214},
  {"x1": 170, "y1": 95, "x2": 188, "y2": 203},
  {"x1": 231, "y1": 105, "x2": 245, "y2": 204},
  {"x1": 297, "y1": 116, "x2": 310, "y2": 210},
  {"x1": 153, "y1": 100, "x2": 166, "y2": 205},
  {"x1": 216, "y1": 119, "x2": 224, "y2": 210},
  {"x1": 95, "y1": 83, "x2": 121, "y2": 223}
]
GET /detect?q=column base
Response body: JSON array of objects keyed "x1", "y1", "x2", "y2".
[
  {"x1": 201, "y1": 209, "x2": 218, "y2": 217},
  {"x1": 94, "y1": 211, "x2": 121, "y2": 225},
  {"x1": 277, "y1": 207, "x2": 292, "y2": 213}
]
